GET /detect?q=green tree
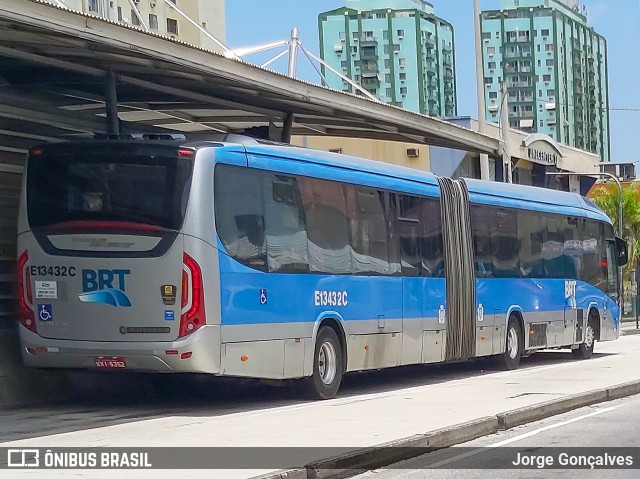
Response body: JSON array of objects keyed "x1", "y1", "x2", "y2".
[{"x1": 592, "y1": 186, "x2": 640, "y2": 270}]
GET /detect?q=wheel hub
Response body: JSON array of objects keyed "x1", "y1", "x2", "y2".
[{"x1": 318, "y1": 341, "x2": 337, "y2": 385}]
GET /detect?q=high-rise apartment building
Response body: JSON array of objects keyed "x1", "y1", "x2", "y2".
[
  {"x1": 481, "y1": 0, "x2": 609, "y2": 161},
  {"x1": 319, "y1": 0, "x2": 457, "y2": 117},
  {"x1": 61, "y1": 0, "x2": 226, "y2": 53}
]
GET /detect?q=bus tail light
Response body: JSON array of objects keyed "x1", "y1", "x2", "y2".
[
  {"x1": 180, "y1": 253, "x2": 205, "y2": 338},
  {"x1": 17, "y1": 251, "x2": 36, "y2": 333}
]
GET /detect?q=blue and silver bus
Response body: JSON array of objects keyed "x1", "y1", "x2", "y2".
[{"x1": 17, "y1": 136, "x2": 627, "y2": 399}]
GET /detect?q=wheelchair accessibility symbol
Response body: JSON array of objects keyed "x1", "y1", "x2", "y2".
[
  {"x1": 39, "y1": 304, "x2": 53, "y2": 322},
  {"x1": 259, "y1": 289, "x2": 267, "y2": 305}
]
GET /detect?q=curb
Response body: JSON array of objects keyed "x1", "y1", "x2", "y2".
[
  {"x1": 255, "y1": 380, "x2": 640, "y2": 479},
  {"x1": 306, "y1": 417, "x2": 498, "y2": 479}
]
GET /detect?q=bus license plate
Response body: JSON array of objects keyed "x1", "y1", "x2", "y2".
[{"x1": 95, "y1": 357, "x2": 127, "y2": 369}]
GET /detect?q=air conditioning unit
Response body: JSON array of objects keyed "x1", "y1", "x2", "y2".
[
  {"x1": 150, "y1": 1, "x2": 156, "y2": 7},
  {"x1": 406, "y1": 148, "x2": 420, "y2": 158}
]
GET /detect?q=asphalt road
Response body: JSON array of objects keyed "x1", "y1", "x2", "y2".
[{"x1": 353, "y1": 394, "x2": 640, "y2": 479}]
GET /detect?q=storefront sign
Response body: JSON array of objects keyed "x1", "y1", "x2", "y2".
[
  {"x1": 527, "y1": 147, "x2": 558, "y2": 166},
  {"x1": 521, "y1": 133, "x2": 564, "y2": 167}
]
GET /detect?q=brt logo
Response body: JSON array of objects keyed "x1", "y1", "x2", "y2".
[{"x1": 79, "y1": 269, "x2": 132, "y2": 307}]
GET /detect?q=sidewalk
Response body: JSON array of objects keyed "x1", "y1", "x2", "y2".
[
  {"x1": 2, "y1": 336, "x2": 640, "y2": 479},
  {"x1": 621, "y1": 318, "x2": 640, "y2": 335}
]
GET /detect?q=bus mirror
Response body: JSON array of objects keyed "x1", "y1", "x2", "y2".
[{"x1": 616, "y1": 237, "x2": 628, "y2": 266}]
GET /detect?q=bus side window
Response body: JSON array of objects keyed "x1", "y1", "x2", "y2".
[
  {"x1": 517, "y1": 211, "x2": 544, "y2": 278},
  {"x1": 349, "y1": 186, "x2": 391, "y2": 275},
  {"x1": 264, "y1": 174, "x2": 309, "y2": 273},
  {"x1": 298, "y1": 177, "x2": 351, "y2": 275},
  {"x1": 491, "y1": 208, "x2": 519, "y2": 278},
  {"x1": 214, "y1": 165, "x2": 267, "y2": 271},
  {"x1": 397, "y1": 195, "x2": 443, "y2": 278},
  {"x1": 470, "y1": 204, "x2": 494, "y2": 278}
]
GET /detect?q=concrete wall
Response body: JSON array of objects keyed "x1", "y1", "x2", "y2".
[{"x1": 291, "y1": 135, "x2": 431, "y2": 172}]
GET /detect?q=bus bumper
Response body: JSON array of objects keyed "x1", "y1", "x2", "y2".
[{"x1": 18, "y1": 324, "x2": 221, "y2": 374}]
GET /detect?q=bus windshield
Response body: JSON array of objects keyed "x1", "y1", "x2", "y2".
[{"x1": 27, "y1": 148, "x2": 194, "y2": 231}]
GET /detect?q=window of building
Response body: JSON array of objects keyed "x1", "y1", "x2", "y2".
[
  {"x1": 484, "y1": 77, "x2": 493, "y2": 85},
  {"x1": 489, "y1": 91, "x2": 498, "y2": 99},
  {"x1": 131, "y1": 9, "x2": 140, "y2": 26},
  {"x1": 398, "y1": 58, "x2": 406, "y2": 67},
  {"x1": 487, "y1": 46, "x2": 496, "y2": 55},
  {"x1": 546, "y1": 59, "x2": 554, "y2": 67},
  {"x1": 482, "y1": 32, "x2": 491, "y2": 40},
  {"x1": 545, "y1": 44, "x2": 554, "y2": 52},
  {"x1": 167, "y1": 18, "x2": 178, "y2": 35},
  {"x1": 399, "y1": 72, "x2": 407, "y2": 81},
  {"x1": 400, "y1": 87, "x2": 408, "y2": 95},
  {"x1": 341, "y1": 61, "x2": 348, "y2": 69},
  {"x1": 541, "y1": 29, "x2": 550, "y2": 37},
  {"x1": 363, "y1": 31, "x2": 374, "y2": 38},
  {"x1": 339, "y1": 32, "x2": 346, "y2": 41},
  {"x1": 488, "y1": 61, "x2": 496, "y2": 70},
  {"x1": 384, "y1": 59, "x2": 391, "y2": 69},
  {"x1": 383, "y1": 31, "x2": 389, "y2": 41},
  {"x1": 397, "y1": 29, "x2": 405, "y2": 38},
  {"x1": 393, "y1": 44, "x2": 401, "y2": 53},
  {"x1": 117, "y1": 6, "x2": 122, "y2": 21},
  {"x1": 386, "y1": 88, "x2": 393, "y2": 97},
  {"x1": 149, "y1": 14, "x2": 158, "y2": 30},
  {"x1": 376, "y1": 12, "x2": 387, "y2": 19},
  {"x1": 543, "y1": 74, "x2": 552, "y2": 82},
  {"x1": 351, "y1": 46, "x2": 358, "y2": 53},
  {"x1": 353, "y1": 32, "x2": 359, "y2": 39}
]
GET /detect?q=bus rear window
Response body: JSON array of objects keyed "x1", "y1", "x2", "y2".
[{"x1": 27, "y1": 150, "x2": 194, "y2": 231}]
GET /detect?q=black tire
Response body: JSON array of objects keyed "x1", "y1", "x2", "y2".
[
  {"x1": 302, "y1": 326, "x2": 343, "y2": 400},
  {"x1": 497, "y1": 316, "x2": 522, "y2": 370},
  {"x1": 572, "y1": 312, "x2": 597, "y2": 360}
]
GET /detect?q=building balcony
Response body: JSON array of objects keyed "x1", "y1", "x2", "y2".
[
  {"x1": 504, "y1": 50, "x2": 532, "y2": 59},
  {"x1": 506, "y1": 37, "x2": 530, "y2": 44},
  {"x1": 360, "y1": 52, "x2": 379, "y2": 61},
  {"x1": 360, "y1": 37, "x2": 378, "y2": 46},
  {"x1": 507, "y1": 81, "x2": 533, "y2": 88},
  {"x1": 510, "y1": 111, "x2": 534, "y2": 119}
]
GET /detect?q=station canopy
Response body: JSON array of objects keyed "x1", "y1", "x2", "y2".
[{"x1": 0, "y1": 0, "x2": 500, "y2": 156}]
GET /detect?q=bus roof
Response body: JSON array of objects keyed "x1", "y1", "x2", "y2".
[
  {"x1": 239, "y1": 143, "x2": 440, "y2": 187},
  {"x1": 207, "y1": 142, "x2": 609, "y2": 224}
]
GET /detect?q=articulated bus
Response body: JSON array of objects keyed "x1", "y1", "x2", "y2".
[{"x1": 17, "y1": 136, "x2": 627, "y2": 399}]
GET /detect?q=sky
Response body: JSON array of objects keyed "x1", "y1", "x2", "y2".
[{"x1": 226, "y1": 1, "x2": 640, "y2": 163}]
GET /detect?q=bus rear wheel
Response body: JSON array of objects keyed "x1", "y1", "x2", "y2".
[
  {"x1": 303, "y1": 326, "x2": 343, "y2": 400},
  {"x1": 572, "y1": 312, "x2": 597, "y2": 360},
  {"x1": 497, "y1": 316, "x2": 522, "y2": 370}
]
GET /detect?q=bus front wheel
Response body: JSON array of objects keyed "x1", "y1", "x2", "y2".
[
  {"x1": 303, "y1": 326, "x2": 343, "y2": 400},
  {"x1": 572, "y1": 312, "x2": 597, "y2": 360},
  {"x1": 497, "y1": 316, "x2": 522, "y2": 370}
]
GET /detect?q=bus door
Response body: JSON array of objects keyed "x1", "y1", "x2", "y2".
[{"x1": 396, "y1": 193, "x2": 446, "y2": 365}]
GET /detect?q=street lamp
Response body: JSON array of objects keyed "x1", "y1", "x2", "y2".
[{"x1": 473, "y1": 0, "x2": 491, "y2": 181}]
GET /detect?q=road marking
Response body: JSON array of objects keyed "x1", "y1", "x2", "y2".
[{"x1": 426, "y1": 404, "x2": 623, "y2": 468}]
